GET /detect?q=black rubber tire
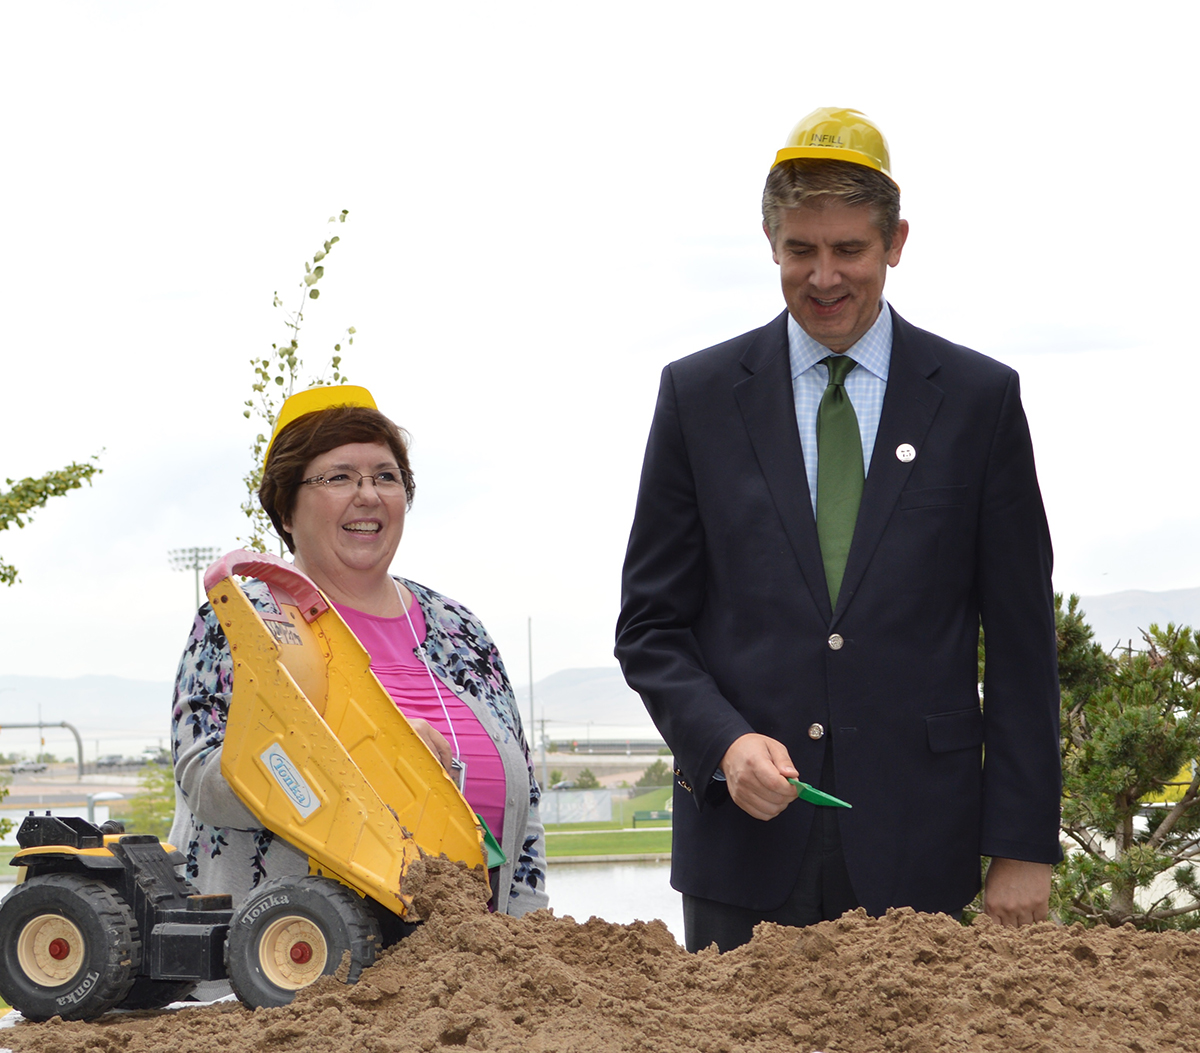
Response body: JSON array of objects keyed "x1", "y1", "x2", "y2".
[
  {"x1": 0, "y1": 874, "x2": 141, "y2": 1021},
  {"x1": 366, "y1": 896, "x2": 419, "y2": 950},
  {"x1": 118, "y1": 976, "x2": 197, "y2": 1010},
  {"x1": 117, "y1": 865, "x2": 203, "y2": 1010},
  {"x1": 225, "y1": 875, "x2": 380, "y2": 1009}
]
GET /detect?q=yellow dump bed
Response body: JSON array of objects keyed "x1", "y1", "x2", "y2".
[{"x1": 204, "y1": 551, "x2": 486, "y2": 917}]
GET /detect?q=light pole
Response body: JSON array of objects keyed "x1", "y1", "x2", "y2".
[{"x1": 169, "y1": 546, "x2": 221, "y2": 610}]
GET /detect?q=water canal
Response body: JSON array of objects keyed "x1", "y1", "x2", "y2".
[{"x1": 546, "y1": 860, "x2": 682, "y2": 942}]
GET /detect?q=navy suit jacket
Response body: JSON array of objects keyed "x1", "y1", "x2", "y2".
[{"x1": 615, "y1": 307, "x2": 1061, "y2": 916}]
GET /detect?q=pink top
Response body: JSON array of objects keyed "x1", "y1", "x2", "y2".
[{"x1": 333, "y1": 597, "x2": 506, "y2": 844}]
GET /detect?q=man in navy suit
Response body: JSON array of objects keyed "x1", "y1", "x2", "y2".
[{"x1": 615, "y1": 108, "x2": 1061, "y2": 952}]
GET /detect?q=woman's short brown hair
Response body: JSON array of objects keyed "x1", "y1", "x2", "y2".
[{"x1": 259, "y1": 405, "x2": 414, "y2": 553}]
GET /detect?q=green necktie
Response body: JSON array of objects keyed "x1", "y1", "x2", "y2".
[{"x1": 816, "y1": 354, "x2": 864, "y2": 607}]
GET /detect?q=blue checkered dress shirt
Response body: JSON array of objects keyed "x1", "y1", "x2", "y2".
[{"x1": 787, "y1": 302, "x2": 893, "y2": 516}]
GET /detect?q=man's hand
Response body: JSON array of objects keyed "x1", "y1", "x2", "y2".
[
  {"x1": 983, "y1": 856, "x2": 1052, "y2": 926},
  {"x1": 720, "y1": 733, "x2": 799, "y2": 820}
]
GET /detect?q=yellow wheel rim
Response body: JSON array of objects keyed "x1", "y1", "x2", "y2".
[
  {"x1": 16, "y1": 914, "x2": 85, "y2": 987},
  {"x1": 258, "y1": 915, "x2": 328, "y2": 990}
]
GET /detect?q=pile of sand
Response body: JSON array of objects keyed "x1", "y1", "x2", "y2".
[{"x1": 6, "y1": 859, "x2": 1200, "y2": 1052}]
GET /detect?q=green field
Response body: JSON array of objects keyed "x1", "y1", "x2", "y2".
[
  {"x1": 614, "y1": 786, "x2": 672, "y2": 823},
  {"x1": 543, "y1": 785, "x2": 673, "y2": 857},
  {"x1": 545, "y1": 828, "x2": 672, "y2": 857}
]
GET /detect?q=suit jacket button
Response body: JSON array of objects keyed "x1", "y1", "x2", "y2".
[
  {"x1": 828, "y1": 633, "x2": 844, "y2": 650},
  {"x1": 808, "y1": 723, "x2": 825, "y2": 740}
]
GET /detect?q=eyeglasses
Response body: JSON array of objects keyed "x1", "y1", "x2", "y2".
[{"x1": 300, "y1": 467, "x2": 409, "y2": 494}]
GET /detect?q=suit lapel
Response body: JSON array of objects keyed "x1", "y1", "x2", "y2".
[
  {"x1": 834, "y1": 309, "x2": 944, "y2": 623},
  {"x1": 734, "y1": 312, "x2": 832, "y2": 621}
]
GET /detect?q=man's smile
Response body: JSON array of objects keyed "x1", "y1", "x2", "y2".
[{"x1": 809, "y1": 294, "x2": 850, "y2": 316}]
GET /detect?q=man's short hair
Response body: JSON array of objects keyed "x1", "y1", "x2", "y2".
[{"x1": 762, "y1": 159, "x2": 901, "y2": 248}]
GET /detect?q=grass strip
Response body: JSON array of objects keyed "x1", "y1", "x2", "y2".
[{"x1": 545, "y1": 829, "x2": 671, "y2": 857}]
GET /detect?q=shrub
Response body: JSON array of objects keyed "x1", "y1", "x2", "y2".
[
  {"x1": 575, "y1": 768, "x2": 600, "y2": 790},
  {"x1": 635, "y1": 759, "x2": 673, "y2": 789}
]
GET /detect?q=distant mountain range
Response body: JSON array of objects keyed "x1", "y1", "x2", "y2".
[
  {"x1": 0, "y1": 667, "x2": 656, "y2": 743},
  {"x1": 1076, "y1": 586, "x2": 1200, "y2": 649},
  {"x1": 512, "y1": 667, "x2": 648, "y2": 725},
  {"x1": 0, "y1": 675, "x2": 173, "y2": 738},
  {"x1": 4, "y1": 585, "x2": 1197, "y2": 741}
]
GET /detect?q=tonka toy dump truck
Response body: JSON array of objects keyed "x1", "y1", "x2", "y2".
[{"x1": 0, "y1": 551, "x2": 501, "y2": 1020}]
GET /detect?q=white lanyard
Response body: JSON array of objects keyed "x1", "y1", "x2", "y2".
[{"x1": 395, "y1": 580, "x2": 462, "y2": 772}]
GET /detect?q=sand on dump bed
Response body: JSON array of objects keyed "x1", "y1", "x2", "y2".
[{"x1": 5, "y1": 858, "x2": 1200, "y2": 1053}]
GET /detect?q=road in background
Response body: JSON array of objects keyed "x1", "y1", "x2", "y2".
[{"x1": 1, "y1": 765, "x2": 146, "y2": 848}]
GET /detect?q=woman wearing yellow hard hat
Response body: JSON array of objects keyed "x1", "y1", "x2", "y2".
[{"x1": 169, "y1": 385, "x2": 547, "y2": 918}]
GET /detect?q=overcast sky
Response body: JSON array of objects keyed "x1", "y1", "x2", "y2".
[{"x1": 1, "y1": 1, "x2": 1197, "y2": 693}]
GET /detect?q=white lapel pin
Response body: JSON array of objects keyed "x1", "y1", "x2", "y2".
[{"x1": 896, "y1": 443, "x2": 916, "y2": 463}]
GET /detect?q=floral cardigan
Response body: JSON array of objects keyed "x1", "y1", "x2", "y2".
[{"x1": 168, "y1": 576, "x2": 548, "y2": 917}]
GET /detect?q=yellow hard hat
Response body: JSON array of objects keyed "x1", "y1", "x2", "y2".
[
  {"x1": 264, "y1": 384, "x2": 378, "y2": 469},
  {"x1": 772, "y1": 107, "x2": 897, "y2": 187}
]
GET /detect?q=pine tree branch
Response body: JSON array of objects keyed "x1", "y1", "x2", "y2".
[
  {"x1": 1064, "y1": 825, "x2": 1112, "y2": 861},
  {"x1": 1148, "y1": 773, "x2": 1200, "y2": 848},
  {"x1": 1170, "y1": 842, "x2": 1200, "y2": 861},
  {"x1": 1069, "y1": 894, "x2": 1106, "y2": 923},
  {"x1": 1145, "y1": 900, "x2": 1200, "y2": 922}
]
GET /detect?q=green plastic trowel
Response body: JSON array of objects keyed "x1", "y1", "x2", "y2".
[{"x1": 788, "y1": 778, "x2": 852, "y2": 809}]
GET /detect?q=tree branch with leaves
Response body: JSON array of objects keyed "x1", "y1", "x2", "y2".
[
  {"x1": 241, "y1": 210, "x2": 356, "y2": 551},
  {"x1": 1, "y1": 457, "x2": 103, "y2": 585}
]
